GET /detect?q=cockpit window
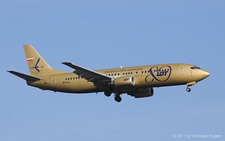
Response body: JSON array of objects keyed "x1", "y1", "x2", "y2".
[{"x1": 191, "y1": 66, "x2": 201, "y2": 69}]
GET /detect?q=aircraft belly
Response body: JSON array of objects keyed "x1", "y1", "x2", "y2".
[{"x1": 56, "y1": 80, "x2": 98, "y2": 93}]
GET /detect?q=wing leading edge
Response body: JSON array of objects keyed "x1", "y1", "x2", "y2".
[{"x1": 62, "y1": 62, "x2": 112, "y2": 83}]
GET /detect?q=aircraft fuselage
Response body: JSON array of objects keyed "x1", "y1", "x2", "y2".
[{"x1": 28, "y1": 63, "x2": 209, "y2": 94}]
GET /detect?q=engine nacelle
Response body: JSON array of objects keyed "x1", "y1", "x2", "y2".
[
  {"x1": 128, "y1": 88, "x2": 154, "y2": 98},
  {"x1": 113, "y1": 76, "x2": 135, "y2": 88}
]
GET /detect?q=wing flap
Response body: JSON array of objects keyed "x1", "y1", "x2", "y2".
[
  {"x1": 8, "y1": 70, "x2": 41, "y2": 81},
  {"x1": 62, "y1": 62, "x2": 112, "y2": 83}
]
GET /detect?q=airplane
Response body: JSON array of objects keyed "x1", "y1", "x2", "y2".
[{"x1": 8, "y1": 45, "x2": 210, "y2": 102}]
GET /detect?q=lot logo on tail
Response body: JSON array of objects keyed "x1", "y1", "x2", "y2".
[{"x1": 28, "y1": 58, "x2": 44, "y2": 73}]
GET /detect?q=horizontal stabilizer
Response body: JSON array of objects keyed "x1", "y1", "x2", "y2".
[{"x1": 7, "y1": 70, "x2": 41, "y2": 81}]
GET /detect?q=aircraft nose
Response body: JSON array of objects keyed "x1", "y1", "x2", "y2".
[{"x1": 201, "y1": 70, "x2": 210, "y2": 79}]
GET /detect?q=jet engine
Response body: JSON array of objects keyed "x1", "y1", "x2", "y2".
[
  {"x1": 113, "y1": 76, "x2": 135, "y2": 88},
  {"x1": 128, "y1": 88, "x2": 154, "y2": 98}
]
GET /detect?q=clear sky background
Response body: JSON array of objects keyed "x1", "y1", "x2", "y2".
[{"x1": 1, "y1": 1, "x2": 224, "y2": 141}]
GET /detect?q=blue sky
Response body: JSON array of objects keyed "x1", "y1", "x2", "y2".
[{"x1": 1, "y1": 0, "x2": 225, "y2": 140}]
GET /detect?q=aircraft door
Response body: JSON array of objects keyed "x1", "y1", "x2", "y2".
[
  {"x1": 51, "y1": 77, "x2": 56, "y2": 86},
  {"x1": 190, "y1": 67, "x2": 193, "y2": 77},
  {"x1": 179, "y1": 65, "x2": 185, "y2": 75}
]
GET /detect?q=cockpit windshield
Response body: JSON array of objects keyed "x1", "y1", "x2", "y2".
[{"x1": 190, "y1": 66, "x2": 201, "y2": 70}]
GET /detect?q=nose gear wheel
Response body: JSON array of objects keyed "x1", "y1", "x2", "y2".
[{"x1": 186, "y1": 87, "x2": 191, "y2": 92}]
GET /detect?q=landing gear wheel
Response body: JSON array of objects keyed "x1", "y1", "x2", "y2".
[
  {"x1": 104, "y1": 91, "x2": 111, "y2": 97},
  {"x1": 115, "y1": 96, "x2": 122, "y2": 102},
  {"x1": 186, "y1": 87, "x2": 191, "y2": 92}
]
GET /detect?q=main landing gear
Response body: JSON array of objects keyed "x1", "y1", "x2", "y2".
[
  {"x1": 104, "y1": 91, "x2": 111, "y2": 97},
  {"x1": 114, "y1": 94, "x2": 122, "y2": 102},
  {"x1": 104, "y1": 91, "x2": 122, "y2": 102}
]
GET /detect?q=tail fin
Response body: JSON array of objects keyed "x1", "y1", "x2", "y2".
[{"x1": 24, "y1": 44, "x2": 55, "y2": 76}]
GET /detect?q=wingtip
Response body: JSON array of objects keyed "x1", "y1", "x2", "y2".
[{"x1": 62, "y1": 62, "x2": 71, "y2": 64}]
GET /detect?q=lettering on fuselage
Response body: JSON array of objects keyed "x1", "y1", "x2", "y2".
[
  {"x1": 104, "y1": 68, "x2": 143, "y2": 74},
  {"x1": 123, "y1": 78, "x2": 130, "y2": 81},
  {"x1": 145, "y1": 65, "x2": 172, "y2": 83}
]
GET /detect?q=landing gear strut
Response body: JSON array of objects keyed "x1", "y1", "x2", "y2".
[
  {"x1": 114, "y1": 93, "x2": 122, "y2": 102},
  {"x1": 186, "y1": 82, "x2": 196, "y2": 92}
]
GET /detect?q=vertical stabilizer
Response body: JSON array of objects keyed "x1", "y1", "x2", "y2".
[{"x1": 24, "y1": 44, "x2": 54, "y2": 76}]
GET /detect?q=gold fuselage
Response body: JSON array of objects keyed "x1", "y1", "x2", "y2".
[{"x1": 28, "y1": 63, "x2": 208, "y2": 94}]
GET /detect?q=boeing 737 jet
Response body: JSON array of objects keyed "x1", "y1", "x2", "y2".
[{"x1": 8, "y1": 45, "x2": 210, "y2": 102}]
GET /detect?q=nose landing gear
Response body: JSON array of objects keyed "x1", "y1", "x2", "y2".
[{"x1": 186, "y1": 81, "x2": 196, "y2": 92}]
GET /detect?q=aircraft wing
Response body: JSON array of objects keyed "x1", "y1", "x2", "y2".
[{"x1": 62, "y1": 62, "x2": 112, "y2": 83}]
